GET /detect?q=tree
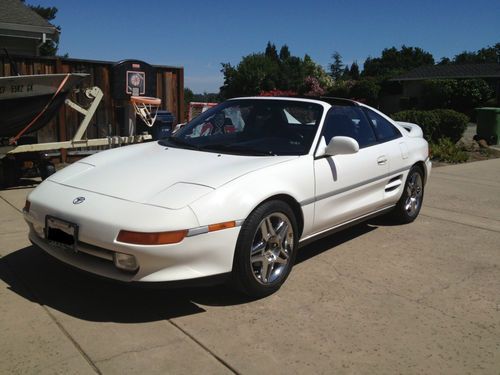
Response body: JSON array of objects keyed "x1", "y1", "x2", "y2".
[
  {"x1": 193, "y1": 92, "x2": 220, "y2": 102},
  {"x1": 220, "y1": 54, "x2": 278, "y2": 98},
  {"x1": 329, "y1": 51, "x2": 344, "y2": 81},
  {"x1": 21, "y1": 1, "x2": 60, "y2": 56},
  {"x1": 279, "y1": 45, "x2": 291, "y2": 61},
  {"x1": 220, "y1": 43, "x2": 332, "y2": 99},
  {"x1": 342, "y1": 66, "x2": 350, "y2": 80},
  {"x1": 27, "y1": 4, "x2": 58, "y2": 20},
  {"x1": 349, "y1": 62, "x2": 360, "y2": 80},
  {"x1": 350, "y1": 79, "x2": 380, "y2": 105},
  {"x1": 302, "y1": 55, "x2": 333, "y2": 91},
  {"x1": 453, "y1": 43, "x2": 500, "y2": 64},
  {"x1": 438, "y1": 57, "x2": 451, "y2": 65},
  {"x1": 363, "y1": 45, "x2": 434, "y2": 78},
  {"x1": 265, "y1": 42, "x2": 279, "y2": 61}
]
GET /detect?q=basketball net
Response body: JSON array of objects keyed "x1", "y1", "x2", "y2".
[{"x1": 131, "y1": 96, "x2": 161, "y2": 127}]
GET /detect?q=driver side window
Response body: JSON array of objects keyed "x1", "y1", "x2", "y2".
[{"x1": 322, "y1": 106, "x2": 376, "y2": 148}]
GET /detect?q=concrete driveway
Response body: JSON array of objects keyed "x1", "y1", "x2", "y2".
[{"x1": 1, "y1": 159, "x2": 499, "y2": 374}]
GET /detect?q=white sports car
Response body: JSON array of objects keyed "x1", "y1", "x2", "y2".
[{"x1": 24, "y1": 97, "x2": 431, "y2": 297}]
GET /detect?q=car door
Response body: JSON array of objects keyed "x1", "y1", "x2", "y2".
[
  {"x1": 312, "y1": 105, "x2": 389, "y2": 233},
  {"x1": 362, "y1": 107, "x2": 409, "y2": 207}
]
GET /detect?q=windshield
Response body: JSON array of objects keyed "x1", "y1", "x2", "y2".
[{"x1": 161, "y1": 99, "x2": 324, "y2": 156}]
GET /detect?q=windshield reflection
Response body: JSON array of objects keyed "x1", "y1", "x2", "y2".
[{"x1": 161, "y1": 99, "x2": 323, "y2": 156}]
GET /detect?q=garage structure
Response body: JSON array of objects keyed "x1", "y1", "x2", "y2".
[{"x1": 391, "y1": 63, "x2": 500, "y2": 111}]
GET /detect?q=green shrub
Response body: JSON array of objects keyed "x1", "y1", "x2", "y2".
[
  {"x1": 391, "y1": 109, "x2": 469, "y2": 143},
  {"x1": 430, "y1": 138, "x2": 468, "y2": 163},
  {"x1": 430, "y1": 109, "x2": 469, "y2": 143}
]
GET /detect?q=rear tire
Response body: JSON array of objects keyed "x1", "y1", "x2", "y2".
[
  {"x1": 390, "y1": 165, "x2": 424, "y2": 224},
  {"x1": 232, "y1": 200, "x2": 298, "y2": 298}
]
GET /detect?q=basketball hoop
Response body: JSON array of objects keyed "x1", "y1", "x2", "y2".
[{"x1": 131, "y1": 96, "x2": 161, "y2": 127}]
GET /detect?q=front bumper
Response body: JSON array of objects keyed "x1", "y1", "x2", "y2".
[
  {"x1": 27, "y1": 225, "x2": 240, "y2": 282},
  {"x1": 24, "y1": 181, "x2": 241, "y2": 283}
]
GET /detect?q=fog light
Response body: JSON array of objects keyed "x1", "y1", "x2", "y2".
[{"x1": 113, "y1": 252, "x2": 139, "y2": 272}]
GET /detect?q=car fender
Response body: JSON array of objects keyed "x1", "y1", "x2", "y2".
[{"x1": 188, "y1": 155, "x2": 315, "y2": 235}]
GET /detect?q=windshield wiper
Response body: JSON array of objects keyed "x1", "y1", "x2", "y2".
[
  {"x1": 202, "y1": 143, "x2": 275, "y2": 156},
  {"x1": 159, "y1": 136, "x2": 200, "y2": 150}
]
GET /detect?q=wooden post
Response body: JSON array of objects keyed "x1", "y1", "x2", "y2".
[{"x1": 55, "y1": 58, "x2": 67, "y2": 163}]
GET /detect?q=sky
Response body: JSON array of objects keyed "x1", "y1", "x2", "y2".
[{"x1": 30, "y1": 0, "x2": 500, "y2": 93}]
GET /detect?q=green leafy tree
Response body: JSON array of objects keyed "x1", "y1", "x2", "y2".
[
  {"x1": 438, "y1": 57, "x2": 451, "y2": 65},
  {"x1": 350, "y1": 79, "x2": 380, "y2": 105},
  {"x1": 326, "y1": 79, "x2": 355, "y2": 98},
  {"x1": 220, "y1": 43, "x2": 332, "y2": 99},
  {"x1": 21, "y1": 1, "x2": 60, "y2": 56},
  {"x1": 363, "y1": 45, "x2": 434, "y2": 78},
  {"x1": 453, "y1": 43, "x2": 500, "y2": 64},
  {"x1": 220, "y1": 54, "x2": 278, "y2": 98}
]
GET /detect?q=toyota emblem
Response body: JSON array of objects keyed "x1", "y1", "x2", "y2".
[{"x1": 73, "y1": 197, "x2": 85, "y2": 205}]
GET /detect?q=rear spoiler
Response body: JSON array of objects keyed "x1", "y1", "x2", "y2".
[{"x1": 396, "y1": 121, "x2": 424, "y2": 138}]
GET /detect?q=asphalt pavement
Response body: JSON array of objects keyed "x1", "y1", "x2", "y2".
[{"x1": 1, "y1": 159, "x2": 499, "y2": 374}]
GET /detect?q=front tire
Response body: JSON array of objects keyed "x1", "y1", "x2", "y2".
[
  {"x1": 391, "y1": 165, "x2": 424, "y2": 224},
  {"x1": 232, "y1": 200, "x2": 298, "y2": 298}
]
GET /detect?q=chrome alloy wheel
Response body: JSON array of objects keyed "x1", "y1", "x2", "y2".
[
  {"x1": 404, "y1": 172, "x2": 423, "y2": 217},
  {"x1": 250, "y1": 213, "x2": 294, "y2": 285}
]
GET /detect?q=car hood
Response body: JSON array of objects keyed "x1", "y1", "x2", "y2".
[{"x1": 48, "y1": 142, "x2": 296, "y2": 208}]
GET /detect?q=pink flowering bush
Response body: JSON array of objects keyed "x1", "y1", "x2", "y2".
[{"x1": 303, "y1": 76, "x2": 325, "y2": 96}]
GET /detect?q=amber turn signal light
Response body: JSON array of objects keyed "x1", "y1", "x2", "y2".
[
  {"x1": 117, "y1": 229, "x2": 187, "y2": 245},
  {"x1": 208, "y1": 221, "x2": 236, "y2": 232}
]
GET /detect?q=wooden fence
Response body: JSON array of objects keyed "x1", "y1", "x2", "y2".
[{"x1": 0, "y1": 55, "x2": 184, "y2": 144}]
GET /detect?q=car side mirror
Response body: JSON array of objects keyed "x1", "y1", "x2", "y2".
[{"x1": 324, "y1": 136, "x2": 359, "y2": 156}]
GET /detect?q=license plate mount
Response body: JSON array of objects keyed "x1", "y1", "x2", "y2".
[{"x1": 45, "y1": 216, "x2": 78, "y2": 253}]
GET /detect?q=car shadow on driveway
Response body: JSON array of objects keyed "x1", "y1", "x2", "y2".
[
  {"x1": 0, "y1": 222, "x2": 381, "y2": 323},
  {"x1": 296, "y1": 222, "x2": 377, "y2": 265},
  {"x1": 0, "y1": 245, "x2": 260, "y2": 323}
]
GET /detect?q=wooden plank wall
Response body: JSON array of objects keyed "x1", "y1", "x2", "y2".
[{"x1": 0, "y1": 55, "x2": 184, "y2": 143}]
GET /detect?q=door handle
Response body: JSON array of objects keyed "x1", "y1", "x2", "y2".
[{"x1": 377, "y1": 156, "x2": 388, "y2": 165}]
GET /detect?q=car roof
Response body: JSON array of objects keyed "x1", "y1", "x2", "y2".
[{"x1": 228, "y1": 96, "x2": 359, "y2": 107}]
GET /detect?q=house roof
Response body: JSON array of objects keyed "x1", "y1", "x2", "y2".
[
  {"x1": 392, "y1": 63, "x2": 500, "y2": 81},
  {"x1": 0, "y1": 0, "x2": 58, "y2": 35}
]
